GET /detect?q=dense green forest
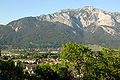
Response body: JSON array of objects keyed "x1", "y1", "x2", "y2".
[
  {"x1": 1, "y1": 18, "x2": 120, "y2": 49},
  {"x1": 0, "y1": 43, "x2": 120, "y2": 80},
  {"x1": 0, "y1": 21, "x2": 83, "y2": 48}
]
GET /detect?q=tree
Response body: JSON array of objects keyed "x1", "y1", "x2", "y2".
[
  {"x1": 34, "y1": 63, "x2": 72, "y2": 80},
  {"x1": 51, "y1": 64, "x2": 72, "y2": 80},
  {"x1": 60, "y1": 42, "x2": 93, "y2": 79},
  {"x1": 84, "y1": 48, "x2": 120, "y2": 80},
  {"x1": 34, "y1": 63, "x2": 60, "y2": 80},
  {"x1": 0, "y1": 59, "x2": 24, "y2": 80},
  {"x1": 98, "y1": 48, "x2": 120, "y2": 79}
]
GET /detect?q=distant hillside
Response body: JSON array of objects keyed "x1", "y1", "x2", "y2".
[
  {"x1": 1, "y1": 6, "x2": 120, "y2": 48},
  {"x1": 1, "y1": 20, "x2": 84, "y2": 48}
]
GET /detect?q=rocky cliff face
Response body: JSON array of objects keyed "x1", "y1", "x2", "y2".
[{"x1": 35, "y1": 6, "x2": 120, "y2": 36}]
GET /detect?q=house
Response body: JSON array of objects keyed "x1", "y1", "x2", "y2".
[
  {"x1": 50, "y1": 51, "x2": 58, "y2": 53},
  {"x1": 25, "y1": 64, "x2": 37, "y2": 74}
]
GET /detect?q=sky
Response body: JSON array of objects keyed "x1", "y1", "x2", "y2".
[{"x1": 0, "y1": 0, "x2": 120, "y2": 24}]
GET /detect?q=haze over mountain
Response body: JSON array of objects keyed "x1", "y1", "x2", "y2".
[{"x1": 1, "y1": 6, "x2": 120, "y2": 48}]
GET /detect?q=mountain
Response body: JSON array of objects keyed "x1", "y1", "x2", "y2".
[
  {"x1": 36, "y1": 6, "x2": 120, "y2": 36},
  {"x1": 1, "y1": 6, "x2": 120, "y2": 48},
  {"x1": 1, "y1": 19, "x2": 84, "y2": 48}
]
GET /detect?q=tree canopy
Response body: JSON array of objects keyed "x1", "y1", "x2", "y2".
[{"x1": 60, "y1": 42, "x2": 120, "y2": 79}]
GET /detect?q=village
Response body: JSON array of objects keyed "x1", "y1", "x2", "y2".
[
  {"x1": 0, "y1": 48, "x2": 62, "y2": 74},
  {"x1": 15, "y1": 58, "x2": 62, "y2": 74}
]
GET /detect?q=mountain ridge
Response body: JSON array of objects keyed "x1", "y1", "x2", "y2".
[{"x1": 1, "y1": 6, "x2": 120, "y2": 48}]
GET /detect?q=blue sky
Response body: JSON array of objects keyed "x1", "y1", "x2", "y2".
[{"x1": 0, "y1": 0, "x2": 120, "y2": 24}]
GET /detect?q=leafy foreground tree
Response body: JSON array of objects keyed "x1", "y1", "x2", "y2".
[
  {"x1": 60, "y1": 42, "x2": 93, "y2": 79},
  {"x1": 87, "y1": 48, "x2": 120, "y2": 80},
  {"x1": 0, "y1": 59, "x2": 24, "y2": 80},
  {"x1": 0, "y1": 59, "x2": 37, "y2": 80},
  {"x1": 51, "y1": 64, "x2": 72, "y2": 80},
  {"x1": 34, "y1": 63, "x2": 72, "y2": 80},
  {"x1": 60, "y1": 42, "x2": 120, "y2": 80}
]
